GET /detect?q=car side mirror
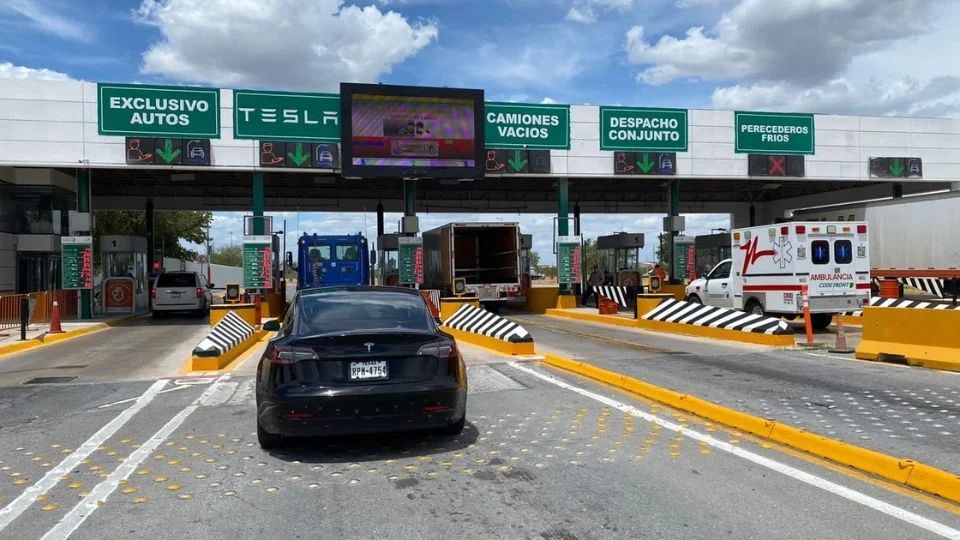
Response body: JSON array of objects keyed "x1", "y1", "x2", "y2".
[{"x1": 263, "y1": 320, "x2": 281, "y2": 331}]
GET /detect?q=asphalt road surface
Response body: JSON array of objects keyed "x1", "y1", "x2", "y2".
[{"x1": 0, "y1": 316, "x2": 958, "y2": 539}]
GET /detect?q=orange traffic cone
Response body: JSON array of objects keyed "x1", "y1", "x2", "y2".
[
  {"x1": 49, "y1": 300, "x2": 64, "y2": 334},
  {"x1": 828, "y1": 315, "x2": 854, "y2": 354}
]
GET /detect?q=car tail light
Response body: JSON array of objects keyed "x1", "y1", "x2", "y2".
[
  {"x1": 195, "y1": 287, "x2": 202, "y2": 298},
  {"x1": 270, "y1": 346, "x2": 317, "y2": 366},
  {"x1": 419, "y1": 341, "x2": 462, "y2": 383},
  {"x1": 796, "y1": 225, "x2": 806, "y2": 234},
  {"x1": 150, "y1": 288, "x2": 156, "y2": 299},
  {"x1": 857, "y1": 224, "x2": 867, "y2": 234}
]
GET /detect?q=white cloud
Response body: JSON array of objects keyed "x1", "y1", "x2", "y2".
[
  {"x1": 712, "y1": 76, "x2": 960, "y2": 117},
  {"x1": 134, "y1": 0, "x2": 438, "y2": 91},
  {"x1": 626, "y1": 0, "x2": 937, "y2": 86},
  {"x1": 2, "y1": 0, "x2": 90, "y2": 42},
  {"x1": 540, "y1": 97, "x2": 558, "y2": 104},
  {"x1": 0, "y1": 61, "x2": 71, "y2": 80},
  {"x1": 566, "y1": 0, "x2": 633, "y2": 23}
]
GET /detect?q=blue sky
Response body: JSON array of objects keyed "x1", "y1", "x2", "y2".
[{"x1": 2, "y1": 0, "x2": 959, "y2": 263}]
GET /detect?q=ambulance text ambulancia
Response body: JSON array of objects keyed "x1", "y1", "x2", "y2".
[{"x1": 685, "y1": 222, "x2": 871, "y2": 329}]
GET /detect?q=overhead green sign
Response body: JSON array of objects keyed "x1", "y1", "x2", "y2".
[
  {"x1": 242, "y1": 236, "x2": 272, "y2": 289},
  {"x1": 234, "y1": 90, "x2": 340, "y2": 142},
  {"x1": 98, "y1": 83, "x2": 220, "y2": 138},
  {"x1": 600, "y1": 107, "x2": 687, "y2": 152},
  {"x1": 735, "y1": 111, "x2": 814, "y2": 155},
  {"x1": 62, "y1": 236, "x2": 93, "y2": 290},
  {"x1": 484, "y1": 102, "x2": 570, "y2": 150},
  {"x1": 556, "y1": 236, "x2": 582, "y2": 285},
  {"x1": 397, "y1": 237, "x2": 423, "y2": 285}
]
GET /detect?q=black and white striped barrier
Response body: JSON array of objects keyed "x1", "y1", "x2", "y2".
[
  {"x1": 641, "y1": 298, "x2": 793, "y2": 335},
  {"x1": 900, "y1": 277, "x2": 947, "y2": 298},
  {"x1": 423, "y1": 289, "x2": 441, "y2": 312},
  {"x1": 595, "y1": 286, "x2": 630, "y2": 308},
  {"x1": 193, "y1": 311, "x2": 255, "y2": 357},
  {"x1": 868, "y1": 297, "x2": 960, "y2": 310},
  {"x1": 443, "y1": 304, "x2": 533, "y2": 343}
]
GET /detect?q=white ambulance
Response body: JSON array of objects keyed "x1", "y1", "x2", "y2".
[{"x1": 684, "y1": 222, "x2": 871, "y2": 329}]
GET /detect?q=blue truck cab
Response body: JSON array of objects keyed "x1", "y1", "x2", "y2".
[{"x1": 296, "y1": 233, "x2": 370, "y2": 290}]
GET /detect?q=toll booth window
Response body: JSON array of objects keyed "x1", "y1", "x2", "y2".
[
  {"x1": 811, "y1": 240, "x2": 830, "y2": 265},
  {"x1": 336, "y1": 245, "x2": 359, "y2": 261},
  {"x1": 834, "y1": 240, "x2": 853, "y2": 264}
]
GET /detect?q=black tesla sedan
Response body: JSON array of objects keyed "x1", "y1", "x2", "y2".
[{"x1": 255, "y1": 286, "x2": 468, "y2": 449}]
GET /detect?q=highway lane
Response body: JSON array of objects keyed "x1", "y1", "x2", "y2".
[
  {"x1": 0, "y1": 354, "x2": 958, "y2": 538},
  {"x1": 509, "y1": 311, "x2": 960, "y2": 476}
]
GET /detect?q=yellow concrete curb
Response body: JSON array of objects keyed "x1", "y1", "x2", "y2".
[
  {"x1": 545, "y1": 308, "x2": 795, "y2": 347},
  {"x1": 542, "y1": 352, "x2": 960, "y2": 505},
  {"x1": 188, "y1": 328, "x2": 269, "y2": 372},
  {"x1": 0, "y1": 322, "x2": 112, "y2": 358},
  {"x1": 442, "y1": 327, "x2": 535, "y2": 356}
]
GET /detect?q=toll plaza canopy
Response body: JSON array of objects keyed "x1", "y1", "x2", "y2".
[{"x1": 0, "y1": 78, "x2": 958, "y2": 225}]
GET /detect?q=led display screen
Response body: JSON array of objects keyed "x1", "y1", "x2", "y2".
[{"x1": 341, "y1": 83, "x2": 484, "y2": 179}]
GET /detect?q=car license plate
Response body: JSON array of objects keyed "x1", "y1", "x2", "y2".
[
  {"x1": 169, "y1": 291, "x2": 181, "y2": 298},
  {"x1": 479, "y1": 286, "x2": 498, "y2": 300},
  {"x1": 349, "y1": 360, "x2": 388, "y2": 381}
]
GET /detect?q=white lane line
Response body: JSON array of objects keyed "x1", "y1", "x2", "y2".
[
  {"x1": 41, "y1": 375, "x2": 232, "y2": 540},
  {"x1": 97, "y1": 385, "x2": 192, "y2": 409},
  {"x1": 507, "y1": 362, "x2": 960, "y2": 540},
  {"x1": 0, "y1": 379, "x2": 169, "y2": 533}
]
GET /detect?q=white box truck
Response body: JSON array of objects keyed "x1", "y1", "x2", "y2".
[
  {"x1": 423, "y1": 222, "x2": 523, "y2": 310},
  {"x1": 685, "y1": 222, "x2": 871, "y2": 328}
]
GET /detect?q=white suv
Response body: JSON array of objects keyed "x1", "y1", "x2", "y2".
[{"x1": 152, "y1": 271, "x2": 213, "y2": 316}]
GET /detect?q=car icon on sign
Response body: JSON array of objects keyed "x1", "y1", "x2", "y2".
[
  {"x1": 909, "y1": 162, "x2": 920, "y2": 175},
  {"x1": 188, "y1": 146, "x2": 205, "y2": 159},
  {"x1": 316, "y1": 147, "x2": 335, "y2": 168}
]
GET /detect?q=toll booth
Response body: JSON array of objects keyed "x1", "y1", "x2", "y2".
[
  {"x1": 100, "y1": 235, "x2": 148, "y2": 314},
  {"x1": 597, "y1": 232, "x2": 645, "y2": 290},
  {"x1": 694, "y1": 232, "x2": 731, "y2": 277},
  {"x1": 377, "y1": 233, "x2": 400, "y2": 286},
  {"x1": 519, "y1": 233, "x2": 533, "y2": 294}
]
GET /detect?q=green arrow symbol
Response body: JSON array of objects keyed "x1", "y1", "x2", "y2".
[
  {"x1": 637, "y1": 153, "x2": 654, "y2": 173},
  {"x1": 155, "y1": 139, "x2": 181, "y2": 164},
  {"x1": 889, "y1": 158, "x2": 904, "y2": 176},
  {"x1": 507, "y1": 150, "x2": 528, "y2": 172},
  {"x1": 287, "y1": 143, "x2": 310, "y2": 166}
]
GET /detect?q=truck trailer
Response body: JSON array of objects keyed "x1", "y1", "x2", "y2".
[{"x1": 423, "y1": 222, "x2": 523, "y2": 309}]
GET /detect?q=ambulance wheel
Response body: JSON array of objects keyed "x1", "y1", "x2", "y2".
[
  {"x1": 686, "y1": 294, "x2": 702, "y2": 305},
  {"x1": 811, "y1": 313, "x2": 833, "y2": 330},
  {"x1": 745, "y1": 300, "x2": 765, "y2": 317}
]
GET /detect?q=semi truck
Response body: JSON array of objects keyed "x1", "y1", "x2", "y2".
[
  {"x1": 685, "y1": 222, "x2": 871, "y2": 329},
  {"x1": 294, "y1": 233, "x2": 370, "y2": 290},
  {"x1": 791, "y1": 190, "x2": 960, "y2": 270},
  {"x1": 423, "y1": 222, "x2": 523, "y2": 310}
]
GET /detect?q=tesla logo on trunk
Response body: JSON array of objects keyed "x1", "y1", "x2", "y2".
[{"x1": 364, "y1": 342, "x2": 374, "y2": 352}]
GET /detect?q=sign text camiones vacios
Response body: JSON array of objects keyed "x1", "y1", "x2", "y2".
[{"x1": 484, "y1": 103, "x2": 570, "y2": 149}]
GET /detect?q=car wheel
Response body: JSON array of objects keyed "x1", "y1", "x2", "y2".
[
  {"x1": 686, "y1": 294, "x2": 702, "y2": 304},
  {"x1": 257, "y1": 419, "x2": 283, "y2": 450},
  {"x1": 438, "y1": 415, "x2": 466, "y2": 436},
  {"x1": 745, "y1": 300, "x2": 765, "y2": 317}
]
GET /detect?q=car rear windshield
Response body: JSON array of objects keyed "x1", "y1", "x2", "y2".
[
  {"x1": 297, "y1": 291, "x2": 432, "y2": 335},
  {"x1": 156, "y1": 273, "x2": 196, "y2": 287}
]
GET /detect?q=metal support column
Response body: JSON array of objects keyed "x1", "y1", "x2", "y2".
[
  {"x1": 749, "y1": 204, "x2": 756, "y2": 227},
  {"x1": 403, "y1": 180, "x2": 416, "y2": 217},
  {"x1": 252, "y1": 172, "x2": 265, "y2": 235},
  {"x1": 668, "y1": 179, "x2": 680, "y2": 284},
  {"x1": 76, "y1": 169, "x2": 92, "y2": 319},
  {"x1": 376, "y1": 202, "x2": 385, "y2": 239},
  {"x1": 573, "y1": 203, "x2": 581, "y2": 236},
  {"x1": 557, "y1": 178, "x2": 570, "y2": 295},
  {"x1": 145, "y1": 199, "x2": 155, "y2": 270},
  {"x1": 893, "y1": 183, "x2": 903, "y2": 198}
]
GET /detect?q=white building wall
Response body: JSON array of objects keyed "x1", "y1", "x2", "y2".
[{"x1": 1, "y1": 78, "x2": 959, "y2": 182}]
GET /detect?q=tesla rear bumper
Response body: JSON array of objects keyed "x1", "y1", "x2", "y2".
[{"x1": 258, "y1": 382, "x2": 467, "y2": 437}]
